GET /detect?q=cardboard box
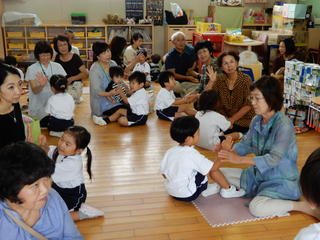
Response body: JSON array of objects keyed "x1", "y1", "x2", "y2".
[
  {"x1": 283, "y1": 18, "x2": 308, "y2": 31},
  {"x1": 7, "y1": 32, "x2": 23, "y2": 38},
  {"x1": 196, "y1": 22, "x2": 221, "y2": 34},
  {"x1": 308, "y1": 28, "x2": 320, "y2": 49},
  {"x1": 293, "y1": 31, "x2": 308, "y2": 44},
  {"x1": 225, "y1": 34, "x2": 245, "y2": 43},
  {"x1": 272, "y1": 15, "x2": 284, "y2": 30}
]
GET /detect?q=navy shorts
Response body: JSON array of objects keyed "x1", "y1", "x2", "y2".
[
  {"x1": 127, "y1": 108, "x2": 148, "y2": 126},
  {"x1": 103, "y1": 104, "x2": 129, "y2": 116},
  {"x1": 156, "y1": 106, "x2": 179, "y2": 121},
  {"x1": 52, "y1": 182, "x2": 87, "y2": 211},
  {"x1": 172, "y1": 172, "x2": 208, "y2": 202}
]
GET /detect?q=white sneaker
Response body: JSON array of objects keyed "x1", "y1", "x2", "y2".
[
  {"x1": 79, "y1": 203, "x2": 104, "y2": 220},
  {"x1": 201, "y1": 183, "x2": 221, "y2": 197},
  {"x1": 49, "y1": 131, "x2": 64, "y2": 137},
  {"x1": 220, "y1": 185, "x2": 245, "y2": 198},
  {"x1": 92, "y1": 115, "x2": 107, "y2": 126}
]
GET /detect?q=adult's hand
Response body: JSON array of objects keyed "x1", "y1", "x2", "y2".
[
  {"x1": 218, "y1": 149, "x2": 241, "y2": 164},
  {"x1": 187, "y1": 76, "x2": 199, "y2": 83},
  {"x1": 36, "y1": 72, "x2": 48, "y2": 87},
  {"x1": 206, "y1": 65, "x2": 217, "y2": 82}
]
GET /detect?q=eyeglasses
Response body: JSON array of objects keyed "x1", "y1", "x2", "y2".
[{"x1": 247, "y1": 95, "x2": 264, "y2": 102}]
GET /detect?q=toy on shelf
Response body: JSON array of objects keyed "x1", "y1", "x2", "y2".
[{"x1": 102, "y1": 14, "x2": 125, "y2": 24}]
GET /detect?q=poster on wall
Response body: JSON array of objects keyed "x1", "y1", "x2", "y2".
[
  {"x1": 146, "y1": 0, "x2": 164, "y2": 25},
  {"x1": 125, "y1": 0, "x2": 144, "y2": 23}
]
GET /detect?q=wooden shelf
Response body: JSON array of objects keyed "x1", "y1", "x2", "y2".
[
  {"x1": 242, "y1": 23, "x2": 272, "y2": 27},
  {"x1": 3, "y1": 24, "x2": 154, "y2": 68}
]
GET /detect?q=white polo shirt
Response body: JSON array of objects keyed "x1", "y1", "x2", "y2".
[
  {"x1": 160, "y1": 145, "x2": 214, "y2": 198},
  {"x1": 195, "y1": 110, "x2": 231, "y2": 150},
  {"x1": 133, "y1": 62, "x2": 151, "y2": 82},
  {"x1": 154, "y1": 88, "x2": 175, "y2": 111},
  {"x1": 128, "y1": 88, "x2": 149, "y2": 115}
]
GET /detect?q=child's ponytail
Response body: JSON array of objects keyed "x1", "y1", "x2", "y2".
[{"x1": 85, "y1": 147, "x2": 92, "y2": 179}]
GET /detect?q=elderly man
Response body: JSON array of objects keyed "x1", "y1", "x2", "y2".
[
  {"x1": 64, "y1": 29, "x2": 80, "y2": 55},
  {"x1": 165, "y1": 31, "x2": 200, "y2": 96}
]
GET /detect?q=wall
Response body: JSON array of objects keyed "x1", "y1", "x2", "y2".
[
  {"x1": 3, "y1": 0, "x2": 211, "y2": 55},
  {"x1": 299, "y1": 0, "x2": 320, "y2": 18}
]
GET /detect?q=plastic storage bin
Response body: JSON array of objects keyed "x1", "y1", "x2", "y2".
[
  {"x1": 196, "y1": 22, "x2": 222, "y2": 34},
  {"x1": 71, "y1": 13, "x2": 86, "y2": 25}
]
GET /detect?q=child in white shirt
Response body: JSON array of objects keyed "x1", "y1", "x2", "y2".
[
  {"x1": 102, "y1": 71, "x2": 149, "y2": 126},
  {"x1": 155, "y1": 71, "x2": 196, "y2": 121},
  {"x1": 295, "y1": 148, "x2": 320, "y2": 240},
  {"x1": 39, "y1": 126, "x2": 104, "y2": 221},
  {"x1": 195, "y1": 90, "x2": 242, "y2": 150},
  {"x1": 44, "y1": 74, "x2": 75, "y2": 137},
  {"x1": 132, "y1": 49, "x2": 151, "y2": 88},
  {"x1": 160, "y1": 116, "x2": 245, "y2": 202}
]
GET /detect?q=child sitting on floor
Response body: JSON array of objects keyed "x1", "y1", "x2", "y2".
[
  {"x1": 40, "y1": 126, "x2": 104, "y2": 221},
  {"x1": 149, "y1": 53, "x2": 161, "y2": 82},
  {"x1": 102, "y1": 71, "x2": 149, "y2": 127},
  {"x1": 160, "y1": 116, "x2": 245, "y2": 202},
  {"x1": 132, "y1": 49, "x2": 151, "y2": 88},
  {"x1": 154, "y1": 71, "x2": 196, "y2": 121},
  {"x1": 195, "y1": 90, "x2": 242, "y2": 150},
  {"x1": 44, "y1": 74, "x2": 75, "y2": 137},
  {"x1": 295, "y1": 147, "x2": 320, "y2": 240},
  {"x1": 105, "y1": 66, "x2": 128, "y2": 104}
]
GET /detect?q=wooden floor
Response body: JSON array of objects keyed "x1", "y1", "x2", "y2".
[{"x1": 43, "y1": 87, "x2": 320, "y2": 240}]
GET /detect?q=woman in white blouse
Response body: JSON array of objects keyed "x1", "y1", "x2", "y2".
[{"x1": 25, "y1": 41, "x2": 66, "y2": 127}]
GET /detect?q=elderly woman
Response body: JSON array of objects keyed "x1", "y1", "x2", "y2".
[
  {"x1": 0, "y1": 142, "x2": 83, "y2": 239},
  {"x1": 165, "y1": 31, "x2": 199, "y2": 96},
  {"x1": 25, "y1": 41, "x2": 66, "y2": 127},
  {"x1": 209, "y1": 51, "x2": 254, "y2": 133},
  {"x1": 218, "y1": 76, "x2": 314, "y2": 218},
  {"x1": 54, "y1": 35, "x2": 88, "y2": 104},
  {"x1": 0, "y1": 64, "x2": 25, "y2": 149},
  {"x1": 89, "y1": 42, "x2": 127, "y2": 126}
]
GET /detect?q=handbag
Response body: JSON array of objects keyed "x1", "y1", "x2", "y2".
[{"x1": 4, "y1": 208, "x2": 48, "y2": 240}]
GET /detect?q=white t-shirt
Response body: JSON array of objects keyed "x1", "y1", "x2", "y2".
[
  {"x1": 154, "y1": 88, "x2": 175, "y2": 111},
  {"x1": 195, "y1": 110, "x2": 231, "y2": 150},
  {"x1": 71, "y1": 45, "x2": 80, "y2": 56},
  {"x1": 25, "y1": 61, "x2": 66, "y2": 119},
  {"x1": 45, "y1": 93, "x2": 75, "y2": 120},
  {"x1": 48, "y1": 146, "x2": 84, "y2": 188},
  {"x1": 123, "y1": 45, "x2": 138, "y2": 66},
  {"x1": 133, "y1": 62, "x2": 151, "y2": 82},
  {"x1": 160, "y1": 145, "x2": 214, "y2": 198},
  {"x1": 128, "y1": 88, "x2": 149, "y2": 115},
  {"x1": 16, "y1": 67, "x2": 24, "y2": 81},
  {"x1": 295, "y1": 223, "x2": 320, "y2": 240}
]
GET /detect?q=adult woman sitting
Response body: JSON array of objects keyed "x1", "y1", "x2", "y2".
[
  {"x1": 0, "y1": 64, "x2": 25, "y2": 149},
  {"x1": 123, "y1": 32, "x2": 143, "y2": 66},
  {"x1": 218, "y1": 76, "x2": 311, "y2": 218},
  {"x1": 210, "y1": 51, "x2": 254, "y2": 133},
  {"x1": 53, "y1": 35, "x2": 88, "y2": 104},
  {"x1": 110, "y1": 36, "x2": 127, "y2": 69},
  {"x1": 0, "y1": 141, "x2": 83, "y2": 239},
  {"x1": 271, "y1": 38, "x2": 296, "y2": 92},
  {"x1": 25, "y1": 41, "x2": 66, "y2": 126},
  {"x1": 89, "y1": 42, "x2": 125, "y2": 125}
]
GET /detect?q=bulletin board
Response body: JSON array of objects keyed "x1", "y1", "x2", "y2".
[
  {"x1": 146, "y1": 0, "x2": 164, "y2": 25},
  {"x1": 126, "y1": 0, "x2": 144, "y2": 23}
]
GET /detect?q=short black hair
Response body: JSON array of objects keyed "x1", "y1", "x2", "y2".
[
  {"x1": 300, "y1": 148, "x2": 320, "y2": 207},
  {"x1": 4, "y1": 56, "x2": 17, "y2": 66},
  {"x1": 158, "y1": 71, "x2": 174, "y2": 88},
  {"x1": 217, "y1": 51, "x2": 239, "y2": 68},
  {"x1": 53, "y1": 35, "x2": 72, "y2": 54},
  {"x1": 170, "y1": 116, "x2": 199, "y2": 144},
  {"x1": 0, "y1": 63, "x2": 20, "y2": 86},
  {"x1": 92, "y1": 42, "x2": 109, "y2": 62},
  {"x1": 109, "y1": 66, "x2": 124, "y2": 79},
  {"x1": 198, "y1": 90, "x2": 220, "y2": 113},
  {"x1": 34, "y1": 40, "x2": 53, "y2": 60},
  {"x1": 151, "y1": 53, "x2": 161, "y2": 64},
  {"x1": 0, "y1": 142, "x2": 55, "y2": 203},
  {"x1": 250, "y1": 76, "x2": 283, "y2": 111},
  {"x1": 281, "y1": 38, "x2": 296, "y2": 56},
  {"x1": 128, "y1": 71, "x2": 146, "y2": 85},
  {"x1": 194, "y1": 40, "x2": 214, "y2": 55},
  {"x1": 130, "y1": 32, "x2": 143, "y2": 45},
  {"x1": 137, "y1": 48, "x2": 147, "y2": 57},
  {"x1": 49, "y1": 74, "x2": 68, "y2": 93}
]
